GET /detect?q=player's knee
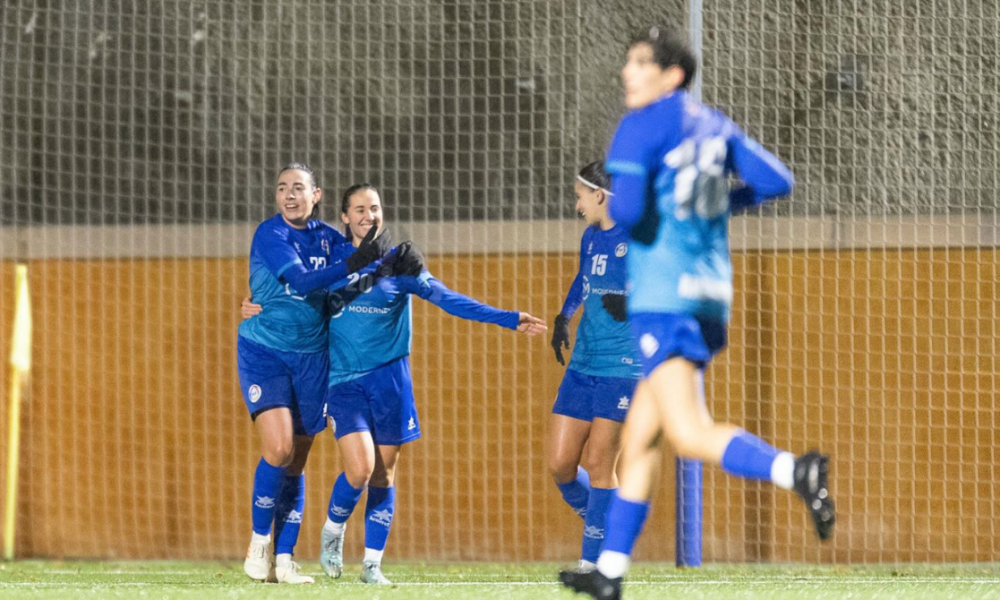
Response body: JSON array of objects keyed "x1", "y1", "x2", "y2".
[
  {"x1": 344, "y1": 462, "x2": 375, "y2": 489},
  {"x1": 262, "y1": 442, "x2": 295, "y2": 468},
  {"x1": 581, "y1": 448, "x2": 616, "y2": 484},
  {"x1": 666, "y1": 425, "x2": 706, "y2": 458},
  {"x1": 547, "y1": 451, "x2": 579, "y2": 483}
]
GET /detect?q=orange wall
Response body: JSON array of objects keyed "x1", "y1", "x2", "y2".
[{"x1": 0, "y1": 249, "x2": 996, "y2": 562}]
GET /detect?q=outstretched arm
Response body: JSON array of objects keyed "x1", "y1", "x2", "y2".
[{"x1": 410, "y1": 274, "x2": 545, "y2": 335}]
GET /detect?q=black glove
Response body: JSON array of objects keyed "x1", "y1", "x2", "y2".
[
  {"x1": 630, "y1": 193, "x2": 660, "y2": 246},
  {"x1": 601, "y1": 294, "x2": 628, "y2": 322},
  {"x1": 380, "y1": 240, "x2": 426, "y2": 277},
  {"x1": 346, "y1": 226, "x2": 393, "y2": 273},
  {"x1": 551, "y1": 314, "x2": 571, "y2": 365}
]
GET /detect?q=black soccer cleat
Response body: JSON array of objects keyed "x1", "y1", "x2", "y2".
[
  {"x1": 793, "y1": 451, "x2": 836, "y2": 541},
  {"x1": 559, "y1": 568, "x2": 622, "y2": 600}
]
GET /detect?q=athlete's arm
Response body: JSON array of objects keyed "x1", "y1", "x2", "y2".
[
  {"x1": 727, "y1": 135, "x2": 795, "y2": 212},
  {"x1": 405, "y1": 273, "x2": 521, "y2": 330}
]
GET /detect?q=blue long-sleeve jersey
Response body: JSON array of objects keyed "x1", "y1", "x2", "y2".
[
  {"x1": 605, "y1": 91, "x2": 794, "y2": 321},
  {"x1": 559, "y1": 225, "x2": 641, "y2": 379},
  {"x1": 238, "y1": 214, "x2": 354, "y2": 353},
  {"x1": 326, "y1": 269, "x2": 520, "y2": 386}
]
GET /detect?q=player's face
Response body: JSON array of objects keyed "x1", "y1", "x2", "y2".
[
  {"x1": 275, "y1": 169, "x2": 321, "y2": 229},
  {"x1": 341, "y1": 188, "x2": 383, "y2": 243},
  {"x1": 621, "y1": 43, "x2": 684, "y2": 109},
  {"x1": 574, "y1": 181, "x2": 606, "y2": 226}
]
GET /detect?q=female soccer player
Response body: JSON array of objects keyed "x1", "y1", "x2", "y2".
[
  {"x1": 560, "y1": 28, "x2": 836, "y2": 600},
  {"x1": 548, "y1": 161, "x2": 640, "y2": 572},
  {"x1": 243, "y1": 183, "x2": 546, "y2": 585},
  {"x1": 237, "y1": 163, "x2": 396, "y2": 584}
]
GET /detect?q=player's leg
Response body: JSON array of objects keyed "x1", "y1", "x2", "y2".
[
  {"x1": 320, "y1": 430, "x2": 375, "y2": 578},
  {"x1": 321, "y1": 380, "x2": 378, "y2": 578},
  {"x1": 546, "y1": 413, "x2": 592, "y2": 519},
  {"x1": 359, "y1": 357, "x2": 417, "y2": 585},
  {"x1": 271, "y1": 434, "x2": 315, "y2": 584},
  {"x1": 645, "y1": 318, "x2": 834, "y2": 540},
  {"x1": 578, "y1": 416, "x2": 623, "y2": 569},
  {"x1": 245, "y1": 407, "x2": 295, "y2": 581},
  {"x1": 561, "y1": 381, "x2": 660, "y2": 599},
  {"x1": 360, "y1": 444, "x2": 400, "y2": 585}
]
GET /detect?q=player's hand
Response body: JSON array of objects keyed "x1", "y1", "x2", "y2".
[
  {"x1": 381, "y1": 240, "x2": 426, "y2": 277},
  {"x1": 550, "y1": 314, "x2": 571, "y2": 364},
  {"x1": 241, "y1": 296, "x2": 262, "y2": 320},
  {"x1": 601, "y1": 294, "x2": 628, "y2": 322},
  {"x1": 516, "y1": 313, "x2": 547, "y2": 336},
  {"x1": 347, "y1": 226, "x2": 393, "y2": 273}
]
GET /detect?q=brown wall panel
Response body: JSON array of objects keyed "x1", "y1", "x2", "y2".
[{"x1": 1, "y1": 250, "x2": 996, "y2": 562}]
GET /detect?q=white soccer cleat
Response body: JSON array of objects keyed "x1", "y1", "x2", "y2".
[
  {"x1": 243, "y1": 535, "x2": 273, "y2": 581},
  {"x1": 360, "y1": 560, "x2": 392, "y2": 585},
  {"x1": 275, "y1": 559, "x2": 314, "y2": 584},
  {"x1": 320, "y1": 526, "x2": 345, "y2": 578}
]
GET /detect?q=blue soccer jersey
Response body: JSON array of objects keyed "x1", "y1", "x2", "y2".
[
  {"x1": 238, "y1": 214, "x2": 351, "y2": 353},
  {"x1": 327, "y1": 269, "x2": 520, "y2": 386},
  {"x1": 559, "y1": 225, "x2": 641, "y2": 379},
  {"x1": 605, "y1": 91, "x2": 794, "y2": 322}
]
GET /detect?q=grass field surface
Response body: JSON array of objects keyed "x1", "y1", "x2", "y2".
[{"x1": 1, "y1": 561, "x2": 998, "y2": 600}]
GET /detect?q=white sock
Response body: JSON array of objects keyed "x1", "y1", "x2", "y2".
[
  {"x1": 364, "y1": 548, "x2": 384, "y2": 564},
  {"x1": 251, "y1": 532, "x2": 271, "y2": 545},
  {"x1": 323, "y1": 518, "x2": 346, "y2": 536},
  {"x1": 596, "y1": 551, "x2": 630, "y2": 579},
  {"x1": 578, "y1": 559, "x2": 596, "y2": 572},
  {"x1": 770, "y1": 452, "x2": 795, "y2": 490},
  {"x1": 275, "y1": 553, "x2": 293, "y2": 568}
]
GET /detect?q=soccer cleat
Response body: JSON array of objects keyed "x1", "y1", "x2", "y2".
[
  {"x1": 360, "y1": 560, "x2": 392, "y2": 585},
  {"x1": 559, "y1": 569, "x2": 622, "y2": 600},
  {"x1": 793, "y1": 451, "x2": 836, "y2": 541},
  {"x1": 243, "y1": 535, "x2": 273, "y2": 581},
  {"x1": 319, "y1": 526, "x2": 345, "y2": 578},
  {"x1": 274, "y1": 560, "x2": 314, "y2": 584},
  {"x1": 577, "y1": 560, "x2": 597, "y2": 573}
]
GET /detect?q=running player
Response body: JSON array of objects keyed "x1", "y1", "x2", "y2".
[
  {"x1": 548, "y1": 161, "x2": 640, "y2": 572},
  {"x1": 560, "y1": 28, "x2": 835, "y2": 600}
]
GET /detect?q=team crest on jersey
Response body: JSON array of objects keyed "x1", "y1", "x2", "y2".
[
  {"x1": 321, "y1": 239, "x2": 330, "y2": 255},
  {"x1": 248, "y1": 384, "x2": 262, "y2": 404},
  {"x1": 640, "y1": 334, "x2": 660, "y2": 358},
  {"x1": 615, "y1": 243, "x2": 628, "y2": 257}
]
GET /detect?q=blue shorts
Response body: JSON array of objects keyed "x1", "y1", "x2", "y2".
[
  {"x1": 237, "y1": 335, "x2": 329, "y2": 436},
  {"x1": 552, "y1": 368, "x2": 638, "y2": 423},
  {"x1": 325, "y1": 357, "x2": 420, "y2": 446},
  {"x1": 629, "y1": 312, "x2": 728, "y2": 377}
]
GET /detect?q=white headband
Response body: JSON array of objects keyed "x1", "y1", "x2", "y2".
[{"x1": 576, "y1": 175, "x2": 614, "y2": 196}]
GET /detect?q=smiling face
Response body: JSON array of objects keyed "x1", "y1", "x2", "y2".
[
  {"x1": 340, "y1": 188, "x2": 383, "y2": 245},
  {"x1": 621, "y1": 42, "x2": 685, "y2": 109},
  {"x1": 274, "y1": 169, "x2": 321, "y2": 229},
  {"x1": 574, "y1": 180, "x2": 607, "y2": 227}
]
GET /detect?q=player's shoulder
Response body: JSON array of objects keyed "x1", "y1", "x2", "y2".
[{"x1": 251, "y1": 214, "x2": 288, "y2": 245}]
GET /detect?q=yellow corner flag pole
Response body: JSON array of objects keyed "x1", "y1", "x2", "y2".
[{"x1": 4, "y1": 264, "x2": 31, "y2": 560}]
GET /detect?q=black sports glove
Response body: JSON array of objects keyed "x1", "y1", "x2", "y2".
[
  {"x1": 601, "y1": 294, "x2": 628, "y2": 322},
  {"x1": 551, "y1": 314, "x2": 571, "y2": 365},
  {"x1": 346, "y1": 226, "x2": 393, "y2": 273},
  {"x1": 630, "y1": 193, "x2": 660, "y2": 246},
  {"x1": 380, "y1": 240, "x2": 426, "y2": 277}
]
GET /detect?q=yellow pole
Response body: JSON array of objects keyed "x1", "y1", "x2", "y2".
[{"x1": 4, "y1": 264, "x2": 31, "y2": 561}]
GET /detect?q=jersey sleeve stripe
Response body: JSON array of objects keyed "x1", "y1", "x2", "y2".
[{"x1": 606, "y1": 160, "x2": 648, "y2": 176}]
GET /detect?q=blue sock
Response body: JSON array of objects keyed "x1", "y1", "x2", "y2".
[
  {"x1": 328, "y1": 472, "x2": 365, "y2": 523},
  {"x1": 581, "y1": 487, "x2": 615, "y2": 563},
  {"x1": 252, "y1": 458, "x2": 286, "y2": 536},
  {"x1": 364, "y1": 486, "x2": 395, "y2": 552},
  {"x1": 273, "y1": 474, "x2": 305, "y2": 555},
  {"x1": 720, "y1": 430, "x2": 781, "y2": 481},
  {"x1": 556, "y1": 467, "x2": 591, "y2": 518},
  {"x1": 601, "y1": 493, "x2": 650, "y2": 557}
]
